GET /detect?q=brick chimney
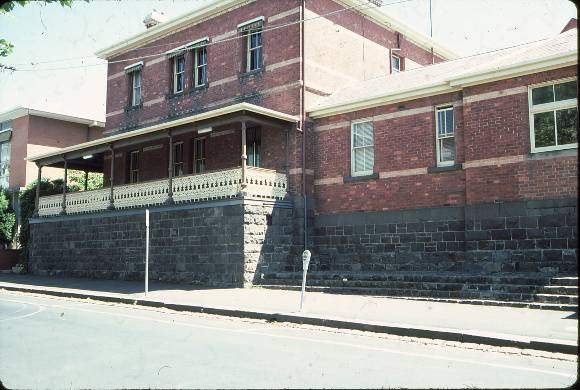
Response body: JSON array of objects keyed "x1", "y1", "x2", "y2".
[{"x1": 143, "y1": 10, "x2": 167, "y2": 29}]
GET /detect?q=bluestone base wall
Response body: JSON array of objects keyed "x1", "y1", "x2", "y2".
[
  {"x1": 310, "y1": 198, "x2": 577, "y2": 276},
  {"x1": 29, "y1": 199, "x2": 295, "y2": 287}
]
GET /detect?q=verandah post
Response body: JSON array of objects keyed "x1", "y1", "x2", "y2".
[
  {"x1": 60, "y1": 157, "x2": 68, "y2": 215},
  {"x1": 33, "y1": 164, "x2": 42, "y2": 217},
  {"x1": 108, "y1": 145, "x2": 115, "y2": 210},
  {"x1": 241, "y1": 120, "x2": 247, "y2": 192},
  {"x1": 166, "y1": 131, "x2": 174, "y2": 204}
]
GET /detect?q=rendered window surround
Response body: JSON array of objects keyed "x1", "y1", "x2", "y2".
[
  {"x1": 350, "y1": 119, "x2": 374, "y2": 177},
  {"x1": 173, "y1": 55, "x2": 186, "y2": 94},
  {"x1": 193, "y1": 137, "x2": 206, "y2": 173},
  {"x1": 129, "y1": 150, "x2": 140, "y2": 183},
  {"x1": 528, "y1": 77, "x2": 578, "y2": 154},
  {"x1": 131, "y1": 70, "x2": 142, "y2": 107},
  {"x1": 194, "y1": 46, "x2": 207, "y2": 88},
  {"x1": 173, "y1": 141, "x2": 184, "y2": 177},
  {"x1": 246, "y1": 29, "x2": 263, "y2": 72},
  {"x1": 435, "y1": 105, "x2": 455, "y2": 167}
]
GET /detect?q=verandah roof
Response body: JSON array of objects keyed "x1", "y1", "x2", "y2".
[{"x1": 27, "y1": 102, "x2": 299, "y2": 167}]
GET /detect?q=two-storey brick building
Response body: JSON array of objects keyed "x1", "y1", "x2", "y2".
[{"x1": 26, "y1": 1, "x2": 577, "y2": 306}]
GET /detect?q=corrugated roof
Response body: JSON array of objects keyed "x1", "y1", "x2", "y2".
[{"x1": 309, "y1": 29, "x2": 577, "y2": 118}]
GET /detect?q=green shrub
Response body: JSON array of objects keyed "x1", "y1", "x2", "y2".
[{"x1": 0, "y1": 190, "x2": 15, "y2": 248}]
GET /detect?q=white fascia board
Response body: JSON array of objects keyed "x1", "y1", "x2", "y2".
[
  {"x1": 164, "y1": 36, "x2": 210, "y2": 55},
  {"x1": 123, "y1": 61, "x2": 144, "y2": 71},
  {"x1": 309, "y1": 82, "x2": 458, "y2": 118},
  {"x1": 0, "y1": 107, "x2": 105, "y2": 127},
  {"x1": 95, "y1": 0, "x2": 247, "y2": 60},
  {"x1": 236, "y1": 15, "x2": 264, "y2": 29},
  {"x1": 334, "y1": 0, "x2": 459, "y2": 60},
  {"x1": 27, "y1": 102, "x2": 297, "y2": 162},
  {"x1": 448, "y1": 51, "x2": 578, "y2": 87}
]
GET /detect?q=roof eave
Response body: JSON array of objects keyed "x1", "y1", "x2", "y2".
[
  {"x1": 0, "y1": 107, "x2": 105, "y2": 127},
  {"x1": 95, "y1": 0, "x2": 244, "y2": 60}
]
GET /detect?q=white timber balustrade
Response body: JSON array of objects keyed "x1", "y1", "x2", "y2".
[{"x1": 37, "y1": 167, "x2": 287, "y2": 217}]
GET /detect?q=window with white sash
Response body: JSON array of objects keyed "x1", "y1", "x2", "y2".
[
  {"x1": 351, "y1": 121, "x2": 374, "y2": 176},
  {"x1": 131, "y1": 70, "x2": 141, "y2": 106},
  {"x1": 435, "y1": 106, "x2": 455, "y2": 166},
  {"x1": 0, "y1": 141, "x2": 10, "y2": 188},
  {"x1": 529, "y1": 79, "x2": 577, "y2": 153},
  {"x1": 194, "y1": 46, "x2": 207, "y2": 87},
  {"x1": 173, "y1": 55, "x2": 185, "y2": 94},
  {"x1": 246, "y1": 29, "x2": 262, "y2": 72}
]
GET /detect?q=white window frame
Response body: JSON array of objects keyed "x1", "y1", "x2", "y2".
[
  {"x1": 246, "y1": 29, "x2": 262, "y2": 72},
  {"x1": 391, "y1": 53, "x2": 400, "y2": 73},
  {"x1": 528, "y1": 77, "x2": 578, "y2": 153},
  {"x1": 0, "y1": 141, "x2": 10, "y2": 189},
  {"x1": 194, "y1": 46, "x2": 207, "y2": 87},
  {"x1": 173, "y1": 55, "x2": 185, "y2": 94},
  {"x1": 350, "y1": 119, "x2": 374, "y2": 177},
  {"x1": 435, "y1": 105, "x2": 455, "y2": 167},
  {"x1": 131, "y1": 70, "x2": 141, "y2": 106}
]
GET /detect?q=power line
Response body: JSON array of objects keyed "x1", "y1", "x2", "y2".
[{"x1": 8, "y1": 0, "x2": 417, "y2": 72}]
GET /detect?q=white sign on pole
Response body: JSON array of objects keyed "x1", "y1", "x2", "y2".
[
  {"x1": 299, "y1": 250, "x2": 311, "y2": 311},
  {"x1": 145, "y1": 209, "x2": 150, "y2": 296}
]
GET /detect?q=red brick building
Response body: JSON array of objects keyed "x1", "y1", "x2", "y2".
[{"x1": 26, "y1": 1, "x2": 577, "y2": 306}]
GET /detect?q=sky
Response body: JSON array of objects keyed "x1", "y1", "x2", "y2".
[{"x1": 0, "y1": 0, "x2": 576, "y2": 121}]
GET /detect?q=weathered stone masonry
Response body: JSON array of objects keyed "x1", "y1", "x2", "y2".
[
  {"x1": 29, "y1": 198, "x2": 295, "y2": 286},
  {"x1": 309, "y1": 198, "x2": 577, "y2": 276}
]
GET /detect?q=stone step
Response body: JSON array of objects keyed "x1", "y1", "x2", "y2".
[
  {"x1": 535, "y1": 293, "x2": 578, "y2": 305},
  {"x1": 539, "y1": 285, "x2": 579, "y2": 295},
  {"x1": 550, "y1": 277, "x2": 579, "y2": 287},
  {"x1": 256, "y1": 285, "x2": 577, "y2": 311},
  {"x1": 261, "y1": 278, "x2": 555, "y2": 295},
  {"x1": 266, "y1": 272, "x2": 554, "y2": 286}
]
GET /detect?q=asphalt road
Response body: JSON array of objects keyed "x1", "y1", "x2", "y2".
[{"x1": 0, "y1": 291, "x2": 577, "y2": 389}]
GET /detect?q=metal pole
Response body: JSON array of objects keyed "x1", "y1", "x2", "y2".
[
  {"x1": 300, "y1": 267, "x2": 307, "y2": 311},
  {"x1": 299, "y1": 250, "x2": 311, "y2": 311},
  {"x1": 145, "y1": 208, "x2": 149, "y2": 296}
]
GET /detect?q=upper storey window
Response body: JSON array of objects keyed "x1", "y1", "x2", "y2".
[
  {"x1": 351, "y1": 120, "x2": 374, "y2": 176},
  {"x1": 165, "y1": 37, "x2": 209, "y2": 93},
  {"x1": 238, "y1": 17, "x2": 264, "y2": 73},
  {"x1": 529, "y1": 79, "x2": 578, "y2": 153},
  {"x1": 390, "y1": 49, "x2": 404, "y2": 74},
  {"x1": 173, "y1": 55, "x2": 185, "y2": 94},
  {"x1": 124, "y1": 61, "x2": 143, "y2": 107},
  {"x1": 194, "y1": 46, "x2": 207, "y2": 87}
]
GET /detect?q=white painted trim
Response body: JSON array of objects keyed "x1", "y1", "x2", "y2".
[
  {"x1": 123, "y1": 61, "x2": 143, "y2": 71},
  {"x1": 27, "y1": 103, "x2": 298, "y2": 162},
  {"x1": 268, "y1": 7, "x2": 300, "y2": 23},
  {"x1": 0, "y1": 107, "x2": 104, "y2": 127},
  {"x1": 165, "y1": 36, "x2": 209, "y2": 56},
  {"x1": 463, "y1": 86, "x2": 527, "y2": 104},
  {"x1": 237, "y1": 15, "x2": 264, "y2": 29}
]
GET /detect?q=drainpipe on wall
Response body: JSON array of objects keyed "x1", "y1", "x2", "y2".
[{"x1": 300, "y1": 0, "x2": 307, "y2": 252}]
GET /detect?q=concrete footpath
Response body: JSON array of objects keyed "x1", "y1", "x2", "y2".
[{"x1": 0, "y1": 274, "x2": 577, "y2": 354}]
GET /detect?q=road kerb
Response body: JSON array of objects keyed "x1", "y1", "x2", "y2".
[{"x1": 0, "y1": 283, "x2": 577, "y2": 355}]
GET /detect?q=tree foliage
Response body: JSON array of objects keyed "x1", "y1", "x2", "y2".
[
  {"x1": 68, "y1": 170, "x2": 104, "y2": 191},
  {"x1": 0, "y1": 190, "x2": 15, "y2": 247}
]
